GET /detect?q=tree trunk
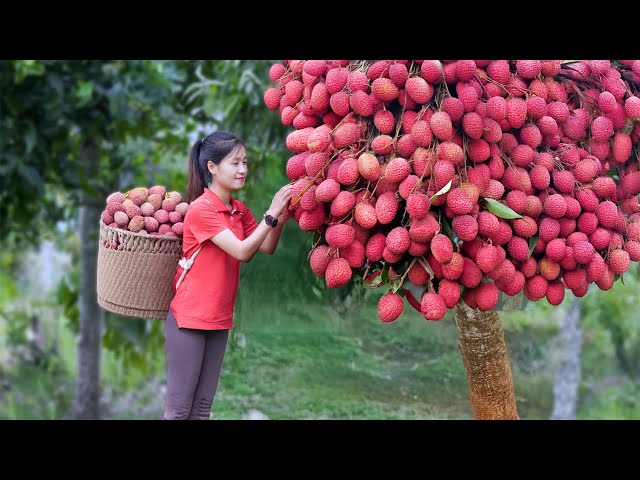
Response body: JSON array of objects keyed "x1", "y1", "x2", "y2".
[
  {"x1": 550, "y1": 299, "x2": 582, "y2": 420},
  {"x1": 454, "y1": 302, "x2": 519, "y2": 420},
  {"x1": 72, "y1": 139, "x2": 104, "y2": 420}
]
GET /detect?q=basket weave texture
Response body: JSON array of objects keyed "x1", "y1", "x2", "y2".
[{"x1": 96, "y1": 220, "x2": 182, "y2": 320}]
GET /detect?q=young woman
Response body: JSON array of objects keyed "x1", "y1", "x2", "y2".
[{"x1": 163, "y1": 131, "x2": 291, "y2": 420}]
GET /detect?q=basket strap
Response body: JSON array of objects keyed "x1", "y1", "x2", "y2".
[
  {"x1": 174, "y1": 198, "x2": 215, "y2": 291},
  {"x1": 175, "y1": 246, "x2": 203, "y2": 291}
]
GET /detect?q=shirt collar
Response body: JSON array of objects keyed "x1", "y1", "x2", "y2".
[{"x1": 203, "y1": 188, "x2": 240, "y2": 214}]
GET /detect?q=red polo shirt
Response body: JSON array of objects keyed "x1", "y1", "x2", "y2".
[{"x1": 169, "y1": 188, "x2": 259, "y2": 330}]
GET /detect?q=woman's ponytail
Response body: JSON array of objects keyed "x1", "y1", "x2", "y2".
[{"x1": 187, "y1": 139, "x2": 206, "y2": 203}]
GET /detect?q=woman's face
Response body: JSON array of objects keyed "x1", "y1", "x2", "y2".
[{"x1": 209, "y1": 146, "x2": 247, "y2": 191}]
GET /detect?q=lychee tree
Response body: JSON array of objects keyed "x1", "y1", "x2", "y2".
[{"x1": 261, "y1": 60, "x2": 640, "y2": 419}]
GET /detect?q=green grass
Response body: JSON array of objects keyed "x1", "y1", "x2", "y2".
[
  {"x1": 208, "y1": 296, "x2": 562, "y2": 420},
  {"x1": 214, "y1": 299, "x2": 473, "y2": 419},
  {"x1": 0, "y1": 293, "x2": 635, "y2": 420}
]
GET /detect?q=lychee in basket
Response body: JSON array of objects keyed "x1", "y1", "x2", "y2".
[{"x1": 96, "y1": 220, "x2": 182, "y2": 320}]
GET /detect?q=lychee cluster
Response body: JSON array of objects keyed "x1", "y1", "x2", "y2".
[
  {"x1": 100, "y1": 185, "x2": 189, "y2": 248},
  {"x1": 263, "y1": 60, "x2": 640, "y2": 323}
]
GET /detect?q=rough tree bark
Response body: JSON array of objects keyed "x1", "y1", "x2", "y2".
[
  {"x1": 455, "y1": 302, "x2": 519, "y2": 420},
  {"x1": 550, "y1": 298, "x2": 582, "y2": 420},
  {"x1": 72, "y1": 138, "x2": 104, "y2": 420}
]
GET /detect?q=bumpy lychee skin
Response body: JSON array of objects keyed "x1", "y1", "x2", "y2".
[
  {"x1": 374, "y1": 110, "x2": 395, "y2": 134},
  {"x1": 153, "y1": 209, "x2": 170, "y2": 225},
  {"x1": 586, "y1": 252, "x2": 606, "y2": 283},
  {"x1": 325, "y1": 224, "x2": 355, "y2": 249},
  {"x1": 386, "y1": 227, "x2": 411, "y2": 255},
  {"x1": 372, "y1": 77, "x2": 399, "y2": 102},
  {"x1": 371, "y1": 134, "x2": 394, "y2": 155},
  {"x1": 421, "y1": 292, "x2": 447, "y2": 321},
  {"x1": 101, "y1": 210, "x2": 114, "y2": 225},
  {"x1": 407, "y1": 263, "x2": 430, "y2": 286},
  {"x1": 625, "y1": 240, "x2": 640, "y2": 261},
  {"x1": 505, "y1": 190, "x2": 528, "y2": 215},
  {"x1": 147, "y1": 193, "x2": 164, "y2": 211},
  {"x1": 144, "y1": 216, "x2": 159, "y2": 233},
  {"x1": 162, "y1": 197, "x2": 178, "y2": 213},
  {"x1": 545, "y1": 281, "x2": 565, "y2": 306},
  {"x1": 446, "y1": 188, "x2": 474, "y2": 215},
  {"x1": 441, "y1": 252, "x2": 465, "y2": 280},
  {"x1": 385, "y1": 157, "x2": 411, "y2": 184},
  {"x1": 508, "y1": 236, "x2": 530, "y2": 262},
  {"x1": 299, "y1": 205, "x2": 326, "y2": 232},
  {"x1": 106, "y1": 201, "x2": 126, "y2": 217},
  {"x1": 378, "y1": 292, "x2": 404, "y2": 323},
  {"x1": 107, "y1": 191, "x2": 126, "y2": 204},
  {"x1": 128, "y1": 215, "x2": 145, "y2": 233},
  {"x1": 595, "y1": 200, "x2": 618, "y2": 228},
  {"x1": 405, "y1": 193, "x2": 430, "y2": 219},
  {"x1": 309, "y1": 245, "x2": 332, "y2": 277},
  {"x1": 127, "y1": 187, "x2": 149, "y2": 206},
  {"x1": 438, "y1": 279, "x2": 461, "y2": 309},
  {"x1": 358, "y1": 152, "x2": 381, "y2": 181},
  {"x1": 545, "y1": 238, "x2": 567, "y2": 262},
  {"x1": 452, "y1": 215, "x2": 479, "y2": 242},
  {"x1": 512, "y1": 216, "x2": 538, "y2": 238},
  {"x1": 562, "y1": 268, "x2": 587, "y2": 292},
  {"x1": 430, "y1": 111, "x2": 453, "y2": 141},
  {"x1": 430, "y1": 233, "x2": 454, "y2": 263},
  {"x1": 337, "y1": 157, "x2": 360, "y2": 185},
  {"x1": 325, "y1": 258, "x2": 352, "y2": 288},
  {"x1": 544, "y1": 194, "x2": 567, "y2": 219},
  {"x1": 475, "y1": 282, "x2": 499, "y2": 311},
  {"x1": 538, "y1": 217, "x2": 560, "y2": 243},
  {"x1": 375, "y1": 191, "x2": 399, "y2": 225},
  {"x1": 315, "y1": 179, "x2": 341, "y2": 203},
  {"x1": 608, "y1": 249, "x2": 630, "y2": 275},
  {"x1": 459, "y1": 257, "x2": 483, "y2": 288},
  {"x1": 477, "y1": 211, "x2": 500, "y2": 238},
  {"x1": 331, "y1": 191, "x2": 356, "y2": 217},
  {"x1": 476, "y1": 244, "x2": 501, "y2": 273},
  {"x1": 113, "y1": 211, "x2": 128, "y2": 227},
  {"x1": 524, "y1": 274, "x2": 549, "y2": 301},
  {"x1": 516, "y1": 60, "x2": 541, "y2": 79},
  {"x1": 169, "y1": 211, "x2": 182, "y2": 224},
  {"x1": 366, "y1": 233, "x2": 386, "y2": 262},
  {"x1": 354, "y1": 203, "x2": 377, "y2": 229},
  {"x1": 175, "y1": 202, "x2": 189, "y2": 216},
  {"x1": 171, "y1": 222, "x2": 184, "y2": 237}
]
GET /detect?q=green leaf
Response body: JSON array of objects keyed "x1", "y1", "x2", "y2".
[
  {"x1": 24, "y1": 123, "x2": 37, "y2": 154},
  {"x1": 391, "y1": 279, "x2": 403, "y2": 294},
  {"x1": 75, "y1": 80, "x2": 94, "y2": 106},
  {"x1": 528, "y1": 232, "x2": 539, "y2": 258},
  {"x1": 483, "y1": 198, "x2": 524, "y2": 219},
  {"x1": 429, "y1": 179, "x2": 453, "y2": 203},
  {"x1": 440, "y1": 215, "x2": 456, "y2": 244},
  {"x1": 364, "y1": 271, "x2": 384, "y2": 288}
]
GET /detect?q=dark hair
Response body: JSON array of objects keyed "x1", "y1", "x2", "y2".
[{"x1": 187, "y1": 131, "x2": 245, "y2": 203}]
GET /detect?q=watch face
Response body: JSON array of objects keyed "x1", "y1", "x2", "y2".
[{"x1": 265, "y1": 214, "x2": 277, "y2": 227}]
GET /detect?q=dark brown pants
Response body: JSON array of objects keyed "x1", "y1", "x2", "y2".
[{"x1": 163, "y1": 311, "x2": 229, "y2": 420}]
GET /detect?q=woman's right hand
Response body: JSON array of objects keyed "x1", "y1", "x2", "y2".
[{"x1": 267, "y1": 184, "x2": 292, "y2": 218}]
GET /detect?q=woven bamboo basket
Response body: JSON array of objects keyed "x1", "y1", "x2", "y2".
[{"x1": 96, "y1": 220, "x2": 183, "y2": 320}]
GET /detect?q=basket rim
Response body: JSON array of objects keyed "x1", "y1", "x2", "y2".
[{"x1": 99, "y1": 219, "x2": 182, "y2": 242}]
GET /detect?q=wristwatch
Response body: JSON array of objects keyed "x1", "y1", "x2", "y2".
[{"x1": 263, "y1": 213, "x2": 278, "y2": 227}]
